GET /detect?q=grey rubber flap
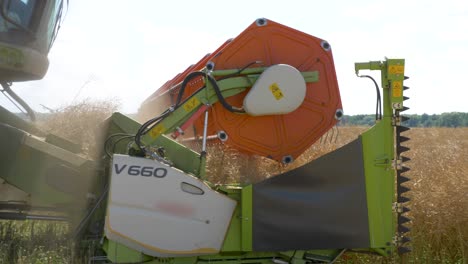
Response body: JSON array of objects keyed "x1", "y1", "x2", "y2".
[{"x1": 252, "y1": 138, "x2": 370, "y2": 251}]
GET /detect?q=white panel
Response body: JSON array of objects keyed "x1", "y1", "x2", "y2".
[
  {"x1": 105, "y1": 154, "x2": 237, "y2": 257},
  {"x1": 243, "y1": 64, "x2": 306, "y2": 116}
]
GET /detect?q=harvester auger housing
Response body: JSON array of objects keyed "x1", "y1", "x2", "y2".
[{"x1": 0, "y1": 15, "x2": 412, "y2": 264}]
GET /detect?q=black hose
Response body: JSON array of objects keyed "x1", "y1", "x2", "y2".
[
  {"x1": 112, "y1": 135, "x2": 135, "y2": 153},
  {"x1": 134, "y1": 66, "x2": 251, "y2": 151},
  {"x1": 175, "y1": 71, "x2": 206, "y2": 107},
  {"x1": 104, "y1": 133, "x2": 135, "y2": 157},
  {"x1": 72, "y1": 185, "x2": 109, "y2": 240},
  {"x1": 134, "y1": 108, "x2": 172, "y2": 152},
  {"x1": 217, "y1": 61, "x2": 262, "y2": 81},
  {"x1": 207, "y1": 74, "x2": 245, "y2": 113},
  {"x1": 358, "y1": 75, "x2": 382, "y2": 120}
]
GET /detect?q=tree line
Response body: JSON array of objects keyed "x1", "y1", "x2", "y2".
[
  {"x1": 16, "y1": 111, "x2": 468, "y2": 127},
  {"x1": 340, "y1": 112, "x2": 468, "y2": 127}
]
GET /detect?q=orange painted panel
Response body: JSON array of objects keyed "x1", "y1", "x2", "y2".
[{"x1": 139, "y1": 19, "x2": 342, "y2": 163}]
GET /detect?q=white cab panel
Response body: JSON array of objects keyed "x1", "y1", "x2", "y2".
[{"x1": 105, "y1": 154, "x2": 237, "y2": 257}]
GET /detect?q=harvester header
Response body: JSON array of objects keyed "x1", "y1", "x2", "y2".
[{"x1": 0, "y1": 15, "x2": 412, "y2": 263}]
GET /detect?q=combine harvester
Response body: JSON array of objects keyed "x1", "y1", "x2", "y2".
[{"x1": 0, "y1": 1, "x2": 412, "y2": 263}]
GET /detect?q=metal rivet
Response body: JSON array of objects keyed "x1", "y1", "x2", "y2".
[
  {"x1": 206, "y1": 61, "x2": 215, "y2": 71},
  {"x1": 335, "y1": 109, "x2": 344, "y2": 120},
  {"x1": 256, "y1": 18, "x2": 267, "y2": 27},
  {"x1": 282, "y1": 155, "x2": 293, "y2": 164},
  {"x1": 321, "y1": 40, "x2": 331, "y2": 51},
  {"x1": 217, "y1": 131, "x2": 228, "y2": 142}
]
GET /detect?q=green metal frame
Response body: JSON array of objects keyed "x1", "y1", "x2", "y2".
[{"x1": 356, "y1": 58, "x2": 408, "y2": 255}]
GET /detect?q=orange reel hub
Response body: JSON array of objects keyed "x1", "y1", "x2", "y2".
[{"x1": 140, "y1": 18, "x2": 342, "y2": 163}]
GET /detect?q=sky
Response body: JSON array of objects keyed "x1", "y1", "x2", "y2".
[{"x1": 2, "y1": 0, "x2": 468, "y2": 115}]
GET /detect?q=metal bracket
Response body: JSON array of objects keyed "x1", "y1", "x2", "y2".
[
  {"x1": 392, "y1": 202, "x2": 405, "y2": 213},
  {"x1": 392, "y1": 115, "x2": 405, "y2": 126},
  {"x1": 374, "y1": 156, "x2": 391, "y2": 169},
  {"x1": 392, "y1": 116, "x2": 399, "y2": 126},
  {"x1": 392, "y1": 158, "x2": 403, "y2": 170},
  {"x1": 392, "y1": 233, "x2": 410, "y2": 247},
  {"x1": 392, "y1": 235, "x2": 401, "y2": 247},
  {"x1": 145, "y1": 147, "x2": 173, "y2": 166}
]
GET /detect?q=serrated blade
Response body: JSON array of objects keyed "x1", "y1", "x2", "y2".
[
  {"x1": 398, "y1": 215, "x2": 411, "y2": 225},
  {"x1": 401, "y1": 156, "x2": 411, "y2": 162},
  {"x1": 400, "y1": 236, "x2": 411, "y2": 244},
  {"x1": 398, "y1": 247, "x2": 411, "y2": 254},
  {"x1": 398, "y1": 146, "x2": 410, "y2": 154},
  {"x1": 398, "y1": 185, "x2": 411, "y2": 194},
  {"x1": 397, "y1": 174, "x2": 411, "y2": 184},
  {"x1": 398, "y1": 225, "x2": 411, "y2": 234},
  {"x1": 399, "y1": 166, "x2": 410, "y2": 173},
  {"x1": 397, "y1": 126, "x2": 410, "y2": 133},
  {"x1": 398, "y1": 196, "x2": 410, "y2": 203}
]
